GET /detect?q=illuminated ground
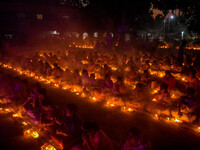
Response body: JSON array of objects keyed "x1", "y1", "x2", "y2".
[
  {"x1": 0, "y1": 113, "x2": 41, "y2": 150},
  {"x1": 1, "y1": 69, "x2": 200, "y2": 150}
]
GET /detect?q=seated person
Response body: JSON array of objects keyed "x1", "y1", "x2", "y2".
[
  {"x1": 134, "y1": 58, "x2": 141, "y2": 69},
  {"x1": 126, "y1": 66, "x2": 137, "y2": 81},
  {"x1": 162, "y1": 70, "x2": 176, "y2": 91},
  {"x1": 71, "y1": 122, "x2": 114, "y2": 150},
  {"x1": 151, "y1": 60, "x2": 160, "y2": 70},
  {"x1": 122, "y1": 128, "x2": 150, "y2": 150},
  {"x1": 185, "y1": 70, "x2": 199, "y2": 91},
  {"x1": 41, "y1": 101, "x2": 54, "y2": 127},
  {"x1": 127, "y1": 56, "x2": 134, "y2": 67},
  {"x1": 22, "y1": 83, "x2": 42, "y2": 123},
  {"x1": 52, "y1": 63, "x2": 63, "y2": 79},
  {"x1": 82, "y1": 69, "x2": 90, "y2": 88},
  {"x1": 57, "y1": 103, "x2": 81, "y2": 138},
  {"x1": 8, "y1": 79, "x2": 29, "y2": 105},
  {"x1": 72, "y1": 69, "x2": 81, "y2": 85},
  {"x1": 178, "y1": 88, "x2": 196, "y2": 116},
  {"x1": 113, "y1": 76, "x2": 127, "y2": 96},
  {"x1": 142, "y1": 60, "x2": 150, "y2": 70},
  {"x1": 87, "y1": 60, "x2": 96, "y2": 72},
  {"x1": 89, "y1": 73, "x2": 97, "y2": 87},
  {"x1": 154, "y1": 83, "x2": 170, "y2": 104},
  {"x1": 140, "y1": 70, "x2": 151, "y2": 84},
  {"x1": 103, "y1": 64, "x2": 111, "y2": 75},
  {"x1": 170, "y1": 88, "x2": 197, "y2": 123},
  {"x1": 62, "y1": 68, "x2": 72, "y2": 83},
  {"x1": 100, "y1": 74, "x2": 113, "y2": 94},
  {"x1": 43, "y1": 62, "x2": 52, "y2": 76}
]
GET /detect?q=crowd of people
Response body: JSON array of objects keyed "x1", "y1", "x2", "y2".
[{"x1": 0, "y1": 45, "x2": 200, "y2": 149}]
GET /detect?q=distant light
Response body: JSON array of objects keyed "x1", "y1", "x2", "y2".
[
  {"x1": 94, "y1": 32, "x2": 98, "y2": 37},
  {"x1": 181, "y1": 31, "x2": 184, "y2": 39},
  {"x1": 36, "y1": 14, "x2": 43, "y2": 20},
  {"x1": 170, "y1": 15, "x2": 174, "y2": 19},
  {"x1": 83, "y1": 32, "x2": 88, "y2": 40},
  {"x1": 51, "y1": 31, "x2": 59, "y2": 35},
  {"x1": 110, "y1": 32, "x2": 114, "y2": 38}
]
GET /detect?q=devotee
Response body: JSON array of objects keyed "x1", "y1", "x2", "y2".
[
  {"x1": 100, "y1": 74, "x2": 113, "y2": 94},
  {"x1": 71, "y1": 122, "x2": 114, "y2": 150},
  {"x1": 134, "y1": 58, "x2": 141, "y2": 69},
  {"x1": 7, "y1": 79, "x2": 29, "y2": 105},
  {"x1": 55, "y1": 104, "x2": 82, "y2": 149},
  {"x1": 140, "y1": 70, "x2": 152, "y2": 86},
  {"x1": 113, "y1": 76, "x2": 127, "y2": 96},
  {"x1": 162, "y1": 70, "x2": 176, "y2": 91},
  {"x1": 72, "y1": 69, "x2": 81, "y2": 85},
  {"x1": 82, "y1": 69, "x2": 90, "y2": 88},
  {"x1": 57, "y1": 104, "x2": 81, "y2": 137},
  {"x1": 52, "y1": 63, "x2": 63, "y2": 80},
  {"x1": 89, "y1": 73, "x2": 97, "y2": 87},
  {"x1": 126, "y1": 66, "x2": 137, "y2": 81},
  {"x1": 22, "y1": 82, "x2": 42, "y2": 124},
  {"x1": 178, "y1": 88, "x2": 196, "y2": 117},
  {"x1": 103, "y1": 64, "x2": 111, "y2": 75},
  {"x1": 151, "y1": 60, "x2": 160, "y2": 70},
  {"x1": 127, "y1": 56, "x2": 134, "y2": 67},
  {"x1": 122, "y1": 128, "x2": 150, "y2": 150},
  {"x1": 154, "y1": 83, "x2": 170, "y2": 103},
  {"x1": 185, "y1": 70, "x2": 199, "y2": 91},
  {"x1": 43, "y1": 62, "x2": 52, "y2": 76}
]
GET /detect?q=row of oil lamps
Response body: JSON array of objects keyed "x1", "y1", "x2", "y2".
[{"x1": 1, "y1": 62, "x2": 200, "y2": 136}]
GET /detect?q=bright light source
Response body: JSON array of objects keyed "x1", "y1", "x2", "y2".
[
  {"x1": 181, "y1": 31, "x2": 184, "y2": 39},
  {"x1": 170, "y1": 15, "x2": 174, "y2": 19},
  {"x1": 94, "y1": 32, "x2": 98, "y2": 37},
  {"x1": 83, "y1": 32, "x2": 88, "y2": 40}
]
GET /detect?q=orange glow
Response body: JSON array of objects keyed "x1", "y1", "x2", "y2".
[
  {"x1": 24, "y1": 129, "x2": 39, "y2": 138},
  {"x1": 22, "y1": 122, "x2": 28, "y2": 125},
  {"x1": 152, "y1": 98, "x2": 157, "y2": 102},
  {"x1": 174, "y1": 118, "x2": 182, "y2": 123},
  {"x1": 41, "y1": 143, "x2": 57, "y2": 150}
]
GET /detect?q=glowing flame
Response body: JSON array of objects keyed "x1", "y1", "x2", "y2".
[
  {"x1": 76, "y1": 93, "x2": 80, "y2": 95},
  {"x1": 32, "y1": 131, "x2": 39, "y2": 138},
  {"x1": 154, "y1": 114, "x2": 159, "y2": 120},
  {"x1": 91, "y1": 97, "x2": 96, "y2": 101},
  {"x1": 54, "y1": 84, "x2": 59, "y2": 87},
  {"x1": 153, "y1": 90, "x2": 158, "y2": 94},
  {"x1": 24, "y1": 129, "x2": 39, "y2": 138},
  {"x1": 5, "y1": 108, "x2": 10, "y2": 112},
  {"x1": 22, "y1": 122, "x2": 28, "y2": 125},
  {"x1": 41, "y1": 143, "x2": 57, "y2": 150},
  {"x1": 12, "y1": 112, "x2": 22, "y2": 118},
  {"x1": 72, "y1": 89, "x2": 77, "y2": 92},
  {"x1": 81, "y1": 93, "x2": 86, "y2": 97},
  {"x1": 152, "y1": 98, "x2": 157, "y2": 102},
  {"x1": 159, "y1": 73, "x2": 164, "y2": 77},
  {"x1": 110, "y1": 104, "x2": 115, "y2": 107},
  {"x1": 174, "y1": 118, "x2": 182, "y2": 123},
  {"x1": 111, "y1": 67, "x2": 117, "y2": 71},
  {"x1": 128, "y1": 108, "x2": 133, "y2": 112}
]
